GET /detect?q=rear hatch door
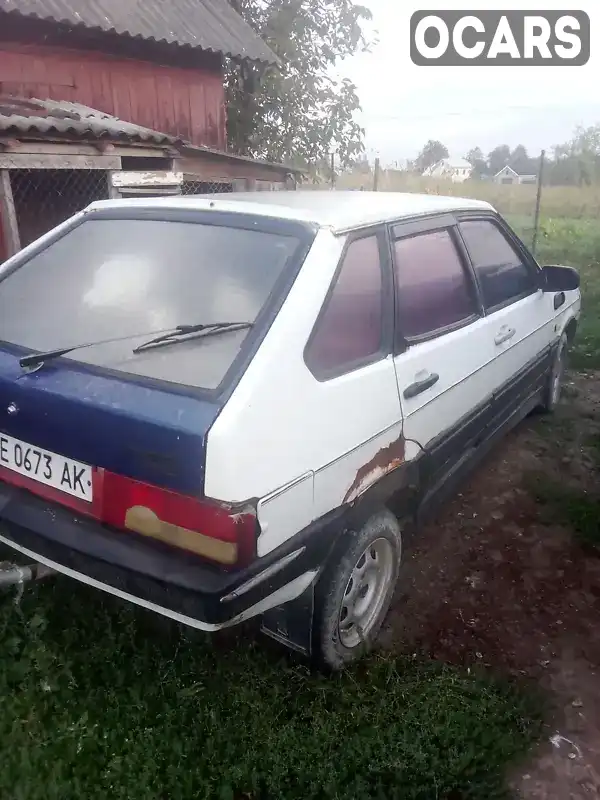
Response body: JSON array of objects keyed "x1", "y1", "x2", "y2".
[{"x1": 0, "y1": 206, "x2": 308, "y2": 508}]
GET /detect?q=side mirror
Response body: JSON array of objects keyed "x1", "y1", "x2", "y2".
[{"x1": 540, "y1": 265, "x2": 580, "y2": 292}]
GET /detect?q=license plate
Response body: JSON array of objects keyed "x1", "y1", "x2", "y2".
[{"x1": 0, "y1": 433, "x2": 92, "y2": 502}]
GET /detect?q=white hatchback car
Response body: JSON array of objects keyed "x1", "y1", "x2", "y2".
[{"x1": 0, "y1": 191, "x2": 580, "y2": 669}]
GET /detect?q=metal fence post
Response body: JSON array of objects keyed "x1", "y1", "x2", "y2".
[
  {"x1": 107, "y1": 170, "x2": 120, "y2": 199},
  {"x1": 0, "y1": 170, "x2": 21, "y2": 256},
  {"x1": 373, "y1": 158, "x2": 380, "y2": 191},
  {"x1": 532, "y1": 149, "x2": 546, "y2": 257}
]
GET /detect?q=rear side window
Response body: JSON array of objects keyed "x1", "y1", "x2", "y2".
[
  {"x1": 305, "y1": 235, "x2": 384, "y2": 377},
  {"x1": 459, "y1": 219, "x2": 536, "y2": 309},
  {"x1": 0, "y1": 217, "x2": 304, "y2": 390},
  {"x1": 394, "y1": 229, "x2": 477, "y2": 340}
]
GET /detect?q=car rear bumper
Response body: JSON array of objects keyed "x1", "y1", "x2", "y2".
[{"x1": 0, "y1": 482, "x2": 340, "y2": 630}]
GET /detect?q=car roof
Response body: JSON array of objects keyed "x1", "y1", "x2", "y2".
[{"x1": 88, "y1": 190, "x2": 495, "y2": 234}]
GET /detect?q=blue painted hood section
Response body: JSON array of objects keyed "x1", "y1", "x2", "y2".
[{"x1": 0, "y1": 349, "x2": 221, "y2": 496}]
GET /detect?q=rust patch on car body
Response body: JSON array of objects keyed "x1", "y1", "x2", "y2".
[{"x1": 343, "y1": 434, "x2": 406, "y2": 504}]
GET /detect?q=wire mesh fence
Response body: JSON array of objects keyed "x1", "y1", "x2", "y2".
[
  {"x1": 1, "y1": 167, "x2": 289, "y2": 261},
  {"x1": 312, "y1": 161, "x2": 591, "y2": 268},
  {"x1": 9, "y1": 168, "x2": 110, "y2": 249},
  {"x1": 180, "y1": 179, "x2": 234, "y2": 195},
  {"x1": 321, "y1": 151, "x2": 600, "y2": 255},
  {"x1": 114, "y1": 178, "x2": 236, "y2": 200},
  {"x1": 2, "y1": 170, "x2": 240, "y2": 257}
]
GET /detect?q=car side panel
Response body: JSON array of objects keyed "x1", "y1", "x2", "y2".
[
  {"x1": 204, "y1": 218, "x2": 582, "y2": 563},
  {"x1": 455, "y1": 211, "x2": 581, "y2": 428},
  {"x1": 481, "y1": 289, "x2": 579, "y2": 430},
  {"x1": 484, "y1": 289, "x2": 558, "y2": 418},
  {"x1": 393, "y1": 317, "x2": 497, "y2": 493},
  {"x1": 389, "y1": 216, "x2": 500, "y2": 495},
  {"x1": 203, "y1": 229, "x2": 404, "y2": 558}
]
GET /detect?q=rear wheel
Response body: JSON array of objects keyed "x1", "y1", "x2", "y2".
[
  {"x1": 540, "y1": 331, "x2": 569, "y2": 413},
  {"x1": 314, "y1": 508, "x2": 402, "y2": 670}
]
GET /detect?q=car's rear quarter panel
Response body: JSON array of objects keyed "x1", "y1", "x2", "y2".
[{"x1": 204, "y1": 228, "x2": 407, "y2": 558}]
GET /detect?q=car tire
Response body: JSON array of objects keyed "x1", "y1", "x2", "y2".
[
  {"x1": 313, "y1": 508, "x2": 402, "y2": 671},
  {"x1": 540, "y1": 331, "x2": 569, "y2": 413}
]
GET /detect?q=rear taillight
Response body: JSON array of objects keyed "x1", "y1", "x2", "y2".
[
  {"x1": 0, "y1": 461, "x2": 256, "y2": 567},
  {"x1": 100, "y1": 471, "x2": 257, "y2": 567}
]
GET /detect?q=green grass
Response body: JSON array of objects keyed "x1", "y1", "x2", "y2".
[
  {"x1": 527, "y1": 349, "x2": 600, "y2": 555},
  {"x1": 0, "y1": 580, "x2": 544, "y2": 800},
  {"x1": 589, "y1": 433, "x2": 600, "y2": 469},
  {"x1": 336, "y1": 171, "x2": 600, "y2": 219},
  {"x1": 508, "y1": 215, "x2": 600, "y2": 369},
  {"x1": 529, "y1": 475, "x2": 600, "y2": 554},
  {"x1": 542, "y1": 221, "x2": 600, "y2": 370}
]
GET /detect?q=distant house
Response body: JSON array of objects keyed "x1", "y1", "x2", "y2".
[
  {"x1": 422, "y1": 158, "x2": 473, "y2": 183},
  {"x1": 493, "y1": 166, "x2": 537, "y2": 185}
]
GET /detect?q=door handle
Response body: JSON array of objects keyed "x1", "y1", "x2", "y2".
[
  {"x1": 554, "y1": 292, "x2": 566, "y2": 310},
  {"x1": 403, "y1": 372, "x2": 439, "y2": 399},
  {"x1": 494, "y1": 327, "x2": 516, "y2": 346}
]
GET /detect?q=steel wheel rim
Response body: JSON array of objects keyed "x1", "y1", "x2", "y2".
[{"x1": 338, "y1": 537, "x2": 395, "y2": 649}]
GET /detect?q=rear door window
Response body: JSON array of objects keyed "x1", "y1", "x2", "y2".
[
  {"x1": 393, "y1": 229, "x2": 478, "y2": 340},
  {"x1": 0, "y1": 216, "x2": 305, "y2": 390}
]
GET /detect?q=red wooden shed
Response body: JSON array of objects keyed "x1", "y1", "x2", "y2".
[
  {"x1": 0, "y1": 0, "x2": 298, "y2": 261},
  {"x1": 0, "y1": 0, "x2": 278, "y2": 150}
]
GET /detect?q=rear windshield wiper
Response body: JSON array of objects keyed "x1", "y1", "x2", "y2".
[
  {"x1": 132, "y1": 322, "x2": 253, "y2": 354},
  {"x1": 18, "y1": 322, "x2": 252, "y2": 370}
]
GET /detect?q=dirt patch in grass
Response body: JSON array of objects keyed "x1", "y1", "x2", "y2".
[{"x1": 382, "y1": 372, "x2": 600, "y2": 798}]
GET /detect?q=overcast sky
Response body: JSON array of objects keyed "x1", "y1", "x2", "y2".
[{"x1": 340, "y1": 0, "x2": 600, "y2": 165}]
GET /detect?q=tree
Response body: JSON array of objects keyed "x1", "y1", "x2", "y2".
[
  {"x1": 415, "y1": 140, "x2": 449, "y2": 172},
  {"x1": 547, "y1": 153, "x2": 581, "y2": 186},
  {"x1": 353, "y1": 153, "x2": 372, "y2": 174},
  {"x1": 509, "y1": 144, "x2": 535, "y2": 175},
  {"x1": 226, "y1": 1, "x2": 372, "y2": 169},
  {"x1": 487, "y1": 145, "x2": 511, "y2": 176},
  {"x1": 555, "y1": 124, "x2": 600, "y2": 185},
  {"x1": 465, "y1": 146, "x2": 487, "y2": 179},
  {"x1": 466, "y1": 146, "x2": 484, "y2": 165}
]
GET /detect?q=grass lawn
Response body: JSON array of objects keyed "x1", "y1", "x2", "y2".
[
  {"x1": 0, "y1": 585, "x2": 544, "y2": 800},
  {"x1": 523, "y1": 215, "x2": 600, "y2": 558},
  {"x1": 1, "y1": 213, "x2": 600, "y2": 799},
  {"x1": 508, "y1": 215, "x2": 600, "y2": 370}
]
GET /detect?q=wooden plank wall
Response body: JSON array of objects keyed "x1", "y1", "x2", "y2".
[{"x1": 0, "y1": 42, "x2": 226, "y2": 149}]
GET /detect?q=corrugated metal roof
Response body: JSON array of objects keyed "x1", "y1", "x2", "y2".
[
  {"x1": 0, "y1": 0, "x2": 278, "y2": 64},
  {"x1": 0, "y1": 96, "x2": 304, "y2": 174},
  {"x1": 0, "y1": 96, "x2": 180, "y2": 144}
]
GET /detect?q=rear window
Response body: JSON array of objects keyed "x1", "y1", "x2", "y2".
[{"x1": 0, "y1": 216, "x2": 303, "y2": 390}]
